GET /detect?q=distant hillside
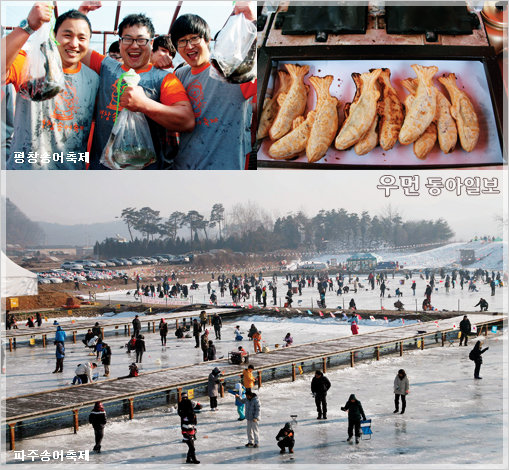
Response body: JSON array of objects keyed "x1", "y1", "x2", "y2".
[
  {"x1": 6, "y1": 198, "x2": 45, "y2": 247},
  {"x1": 37, "y1": 221, "x2": 130, "y2": 246}
]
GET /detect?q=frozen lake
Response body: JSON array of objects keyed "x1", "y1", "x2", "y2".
[{"x1": 5, "y1": 329, "x2": 506, "y2": 468}]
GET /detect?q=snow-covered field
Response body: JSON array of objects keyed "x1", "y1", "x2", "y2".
[
  {"x1": 307, "y1": 240, "x2": 506, "y2": 271},
  {"x1": 5, "y1": 330, "x2": 506, "y2": 468},
  {"x1": 95, "y1": 271, "x2": 507, "y2": 313}
]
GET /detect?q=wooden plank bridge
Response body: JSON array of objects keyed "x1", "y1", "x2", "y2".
[{"x1": 3, "y1": 314, "x2": 504, "y2": 450}]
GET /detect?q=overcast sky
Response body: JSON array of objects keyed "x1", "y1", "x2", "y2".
[{"x1": 3, "y1": 171, "x2": 506, "y2": 240}]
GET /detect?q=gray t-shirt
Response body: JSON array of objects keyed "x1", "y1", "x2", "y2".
[
  {"x1": 174, "y1": 64, "x2": 254, "y2": 170},
  {"x1": 6, "y1": 53, "x2": 99, "y2": 170}
]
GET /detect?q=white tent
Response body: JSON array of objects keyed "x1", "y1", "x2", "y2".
[{"x1": 1, "y1": 251, "x2": 38, "y2": 297}]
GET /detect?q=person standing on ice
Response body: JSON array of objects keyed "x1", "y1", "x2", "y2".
[
  {"x1": 35, "y1": 312, "x2": 42, "y2": 327},
  {"x1": 469, "y1": 341, "x2": 489, "y2": 379},
  {"x1": 380, "y1": 281, "x2": 386, "y2": 297},
  {"x1": 178, "y1": 392, "x2": 200, "y2": 464},
  {"x1": 101, "y1": 343, "x2": 112, "y2": 377},
  {"x1": 311, "y1": 370, "x2": 331, "y2": 419},
  {"x1": 228, "y1": 383, "x2": 246, "y2": 420},
  {"x1": 55, "y1": 325, "x2": 67, "y2": 343},
  {"x1": 207, "y1": 367, "x2": 222, "y2": 411},
  {"x1": 53, "y1": 341, "x2": 65, "y2": 373},
  {"x1": 132, "y1": 315, "x2": 142, "y2": 338},
  {"x1": 89, "y1": 401, "x2": 107, "y2": 453},
  {"x1": 135, "y1": 335, "x2": 146, "y2": 363},
  {"x1": 201, "y1": 329, "x2": 210, "y2": 361},
  {"x1": 341, "y1": 394, "x2": 367, "y2": 444},
  {"x1": 424, "y1": 284, "x2": 432, "y2": 302},
  {"x1": 211, "y1": 313, "x2": 222, "y2": 340},
  {"x1": 276, "y1": 422, "x2": 295, "y2": 454},
  {"x1": 243, "y1": 364, "x2": 255, "y2": 393},
  {"x1": 159, "y1": 318, "x2": 168, "y2": 346},
  {"x1": 237, "y1": 390, "x2": 261, "y2": 448},
  {"x1": 349, "y1": 298, "x2": 356, "y2": 311},
  {"x1": 200, "y1": 310, "x2": 208, "y2": 330},
  {"x1": 490, "y1": 278, "x2": 496, "y2": 296},
  {"x1": 351, "y1": 321, "x2": 359, "y2": 335},
  {"x1": 393, "y1": 369, "x2": 409, "y2": 414},
  {"x1": 411, "y1": 281, "x2": 416, "y2": 296},
  {"x1": 284, "y1": 333, "x2": 293, "y2": 347},
  {"x1": 252, "y1": 330, "x2": 262, "y2": 353},
  {"x1": 192, "y1": 319, "x2": 201, "y2": 348},
  {"x1": 459, "y1": 316, "x2": 472, "y2": 346}
]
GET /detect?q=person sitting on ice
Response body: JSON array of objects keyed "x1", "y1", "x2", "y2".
[
  {"x1": 395, "y1": 288, "x2": 403, "y2": 297},
  {"x1": 474, "y1": 298, "x2": 489, "y2": 312},
  {"x1": 26, "y1": 316, "x2": 35, "y2": 328},
  {"x1": 284, "y1": 333, "x2": 293, "y2": 347},
  {"x1": 128, "y1": 362, "x2": 139, "y2": 377},
  {"x1": 422, "y1": 298, "x2": 433, "y2": 311},
  {"x1": 276, "y1": 422, "x2": 295, "y2": 454},
  {"x1": 394, "y1": 300, "x2": 404, "y2": 311},
  {"x1": 125, "y1": 335, "x2": 136, "y2": 353},
  {"x1": 351, "y1": 321, "x2": 359, "y2": 335},
  {"x1": 234, "y1": 326, "x2": 243, "y2": 341},
  {"x1": 82, "y1": 329, "x2": 94, "y2": 346},
  {"x1": 87, "y1": 335, "x2": 99, "y2": 353},
  {"x1": 248, "y1": 324, "x2": 258, "y2": 341}
]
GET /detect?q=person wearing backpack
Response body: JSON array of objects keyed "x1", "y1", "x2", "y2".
[{"x1": 469, "y1": 341, "x2": 489, "y2": 379}]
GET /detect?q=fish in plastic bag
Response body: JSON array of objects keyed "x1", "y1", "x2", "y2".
[
  {"x1": 100, "y1": 69, "x2": 157, "y2": 170},
  {"x1": 19, "y1": 22, "x2": 65, "y2": 102},
  {"x1": 210, "y1": 13, "x2": 256, "y2": 84}
]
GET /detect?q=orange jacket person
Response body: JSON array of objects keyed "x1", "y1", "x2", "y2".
[
  {"x1": 243, "y1": 365, "x2": 255, "y2": 393},
  {"x1": 252, "y1": 330, "x2": 262, "y2": 353}
]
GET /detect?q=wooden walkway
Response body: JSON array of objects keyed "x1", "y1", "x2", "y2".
[
  {"x1": 4, "y1": 314, "x2": 504, "y2": 447},
  {"x1": 4, "y1": 307, "x2": 240, "y2": 351}
]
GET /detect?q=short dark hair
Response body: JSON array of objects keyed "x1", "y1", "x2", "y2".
[
  {"x1": 153, "y1": 35, "x2": 176, "y2": 57},
  {"x1": 248, "y1": 365, "x2": 254, "y2": 370},
  {"x1": 54, "y1": 10, "x2": 92, "y2": 36},
  {"x1": 118, "y1": 13, "x2": 155, "y2": 38},
  {"x1": 170, "y1": 14, "x2": 210, "y2": 49},
  {"x1": 315, "y1": 370, "x2": 323, "y2": 376},
  {"x1": 108, "y1": 40, "x2": 120, "y2": 54}
]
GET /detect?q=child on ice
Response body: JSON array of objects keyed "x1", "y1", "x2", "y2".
[{"x1": 228, "y1": 383, "x2": 246, "y2": 420}]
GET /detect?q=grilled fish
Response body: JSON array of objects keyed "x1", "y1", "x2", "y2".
[
  {"x1": 306, "y1": 75, "x2": 339, "y2": 162},
  {"x1": 403, "y1": 77, "x2": 457, "y2": 154},
  {"x1": 269, "y1": 63, "x2": 309, "y2": 141},
  {"x1": 354, "y1": 114, "x2": 379, "y2": 155},
  {"x1": 438, "y1": 73, "x2": 479, "y2": 152},
  {"x1": 268, "y1": 112, "x2": 316, "y2": 159},
  {"x1": 399, "y1": 65, "x2": 438, "y2": 145},
  {"x1": 377, "y1": 68, "x2": 404, "y2": 151},
  {"x1": 256, "y1": 71, "x2": 291, "y2": 140},
  {"x1": 402, "y1": 78, "x2": 437, "y2": 159},
  {"x1": 335, "y1": 69, "x2": 381, "y2": 150}
]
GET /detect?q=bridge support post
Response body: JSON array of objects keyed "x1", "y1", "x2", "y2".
[
  {"x1": 101, "y1": 328, "x2": 104, "y2": 339},
  {"x1": 9, "y1": 423, "x2": 16, "y2": 450},
  {"x1": 350, "y1": 352, "x2": 355, "y2": 367},
  {"x1": 441, "y1": 332, "x2": 445, "y2": 346},
  {"x1": 175, "y1": 320, "x2": 178, "y2": 330},
  {"x1": 73, "y1": 331, "x2": 77, "y2": 344},
  {"x1": 257, "y1": 371, "x2": 262, "y2": 389},
  {"x1": 166, "y1": 390, "x2": 171, "y2": 404},
  {"x1": 42, "y1": 335, "x2": 46, "y2": 348},
  {"x1": 220, "y1": 380, "x2": 224, "y2": 398},
  {"x1": 128, "y1": 398, "x2": 134, "y2": 419},
  {"x1": 177, "y1": 387, "x2": 182, "y2": 402},
  {"x1": 73, "y1": 409, "x2": 79, "y2": 433},
  {"x1": 421, "y1": 337, "x2": 424, "y2": 350},
  {"x1": 152, "y1": 322, "x2": 155, "y2": 334},
  {"x1": 124, "y1": 325, "x2": 127, "y2": 336},
  {"x1": 291, "y1": 364, "x2": 296, "y2": 381},
  {"x1": 322, "y1": 357, "x2": 327, "y2": 373},
  {"x1": 375, "y1": 346, "x2": 380, "y2": 360},
  {"x1": 128, "y1": 325, "x2": 131, "y2": 336},
  {"x1": 9, "y1": 338, "x2": 13, "y2": 352},
  {"x1": 13, "y1": 338, "x2": 16, "y2": 349},
  {"x1": 399, "y1": 342, "x2": 403, "y2": 356}
]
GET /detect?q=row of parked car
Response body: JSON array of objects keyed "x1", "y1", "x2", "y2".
[
  {"x1": 60, "y1": 254, "x2": 191, "y2": 271},
  {"x1": 37, "y1": 268, "x2": 127, "y2": 284}
]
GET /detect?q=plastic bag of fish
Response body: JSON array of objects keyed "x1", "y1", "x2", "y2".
[
  {"x1": 18, "y1": 22, "x2": 65, "y2": 102},
  {"x1": 100, "y1": 69, "x2": 157, "y2": 170},
  {"x1": 210, "y1": 12, "x2": 256, "y2": 84}
]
